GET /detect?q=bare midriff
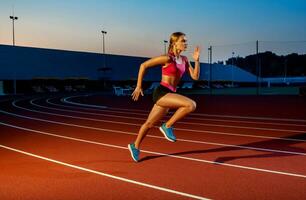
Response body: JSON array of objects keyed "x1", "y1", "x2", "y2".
[{"x1": 160, "y1": 75, "x2": 180, "y2": 92}]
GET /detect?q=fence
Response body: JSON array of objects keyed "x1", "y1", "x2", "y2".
[{"x1": 205, "y1": 40, "x2": 306, "y2": 95}]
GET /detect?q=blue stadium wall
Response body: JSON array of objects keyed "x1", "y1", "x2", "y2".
[
  {"x1": 0, "y1": 44, "x2": 257, "y2": 82},
  {"x1": 0, "y1": 44, "x2": 198, "y2": 81}
]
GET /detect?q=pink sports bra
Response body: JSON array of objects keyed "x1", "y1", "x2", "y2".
[{"x1": 160, "y1": 53, "x2": 188, "y2": 92}]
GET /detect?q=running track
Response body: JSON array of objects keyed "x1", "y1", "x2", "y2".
[{"x1": 0, "y1": 93, "x2": 305, "y2": 199}]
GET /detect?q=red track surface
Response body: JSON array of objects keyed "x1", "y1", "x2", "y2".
[{"x1": 0, "y1": 94, "x2": 305, "y2": 199}]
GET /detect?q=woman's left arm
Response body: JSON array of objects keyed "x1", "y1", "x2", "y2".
[{"x1": 187, "y1": 46, "x2": 201, "y2": 80}]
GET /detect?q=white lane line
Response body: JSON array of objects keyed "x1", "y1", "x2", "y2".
[
  {"x1": 47, "y1": 98, "x2": 306, "y2": 128},
  {"x1": 27, "y1": 99, "x2": 306, "y2": 142},
  {"x1": 0, "y1": 144, "x2": 210, "y2": 200},
  {"x1": 190, "y1": 113, "x2": 306, "y2": 123},
  {"x1": 15, "y1": 99, "x2": 306, "y2": 144},
  {"x1": 4, "y1": 104, "x2": 306, "y2": 156},
  {"x1": 62, "y1": 95, "x2": 108, "y2": 109},
  {"x1": 0, "y1": 121, "x2": 305, "y2": 179},
  {"x1": 46, "y1": 98, "x2": 306, "y2": 132},
  {"x1": 62, "y1": 95, "x2": 146, "y2": 112},
  {"x1": 46, "y1": 98, "x2": 144, "y2": 121},
  {"x1": 62, "y1": 96, "x2": 306, "y2": 123},
  {"x1": 61, "y1": 97, "x2": 306, "y2": 127}
]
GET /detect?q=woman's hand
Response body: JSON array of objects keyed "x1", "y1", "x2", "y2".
[
  {"x1": 192, "y1": 46, "x2": 200, "y2": 61},
  {"x1": 131, "y1": 87, "x2": 144, "y2": 101}
]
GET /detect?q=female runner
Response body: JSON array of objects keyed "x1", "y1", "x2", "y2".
[{"x1": 128, "y1": 32, "x2": 200, "y2": 162}]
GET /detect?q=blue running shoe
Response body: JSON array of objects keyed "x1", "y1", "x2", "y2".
[
  {"x1": 128, "y1": 143, "x2": 139, "y2": 162},
  {"x1": 159, "y1": 123, "x2": 176, "y2": 142}
]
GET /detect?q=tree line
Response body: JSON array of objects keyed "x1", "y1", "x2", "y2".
[{"x1": 225, "y1": 51, "x2": 306, "y2": 77}]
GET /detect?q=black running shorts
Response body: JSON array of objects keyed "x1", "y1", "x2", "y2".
[{"x1": 152, "y1": 85, "x2": 174, "y2": 104}]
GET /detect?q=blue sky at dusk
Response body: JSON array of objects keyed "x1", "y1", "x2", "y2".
[{"x1": 1, "y1": 0, "x2": 306, "y2": 61}]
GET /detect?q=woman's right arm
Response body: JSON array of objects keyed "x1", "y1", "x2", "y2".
[{"x1": 132, "y1": 55, "x2": 169, "y2": 101}]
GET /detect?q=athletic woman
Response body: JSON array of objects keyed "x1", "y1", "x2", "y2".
[{"x1": 128, "y1": 32, "x2": 200, "y2": 162}]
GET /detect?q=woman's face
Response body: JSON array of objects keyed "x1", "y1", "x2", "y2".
[{"x1": 175, "y1": 36, "x2": 188, "y2": 51}]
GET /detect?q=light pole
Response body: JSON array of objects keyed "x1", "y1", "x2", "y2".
[
  {"x1": 10, "y1": 14, "x2": 18, "y2": 95},
  {"x1": 208, "y1": 46, "x2": 212, "y2": 95},
  {"x1": 10, "y1": 15, "x2": 18, "y2": 46},
  {"x1": 101, "y1": 30, "x2": 107, "y2": 88},
  {"x1": 101, "y1": 30, "x2": 107, "y2": 54},
  {"x1": 284, "y1": 58, "x2": 287, "y2": 84},
  {"x1": 231, "y1": 52, "x2": 235, "y2": 87},
  {"x1": 101, "y1": 30, "x2": 107, "y2": 68},
  {"x1": 163, "y1": 40, "x2": 168, "y2": 54},
  {"x1": 256, "y1": 40, "x2": 260, "y2": 95}
]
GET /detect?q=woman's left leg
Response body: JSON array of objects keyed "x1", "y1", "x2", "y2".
[
  {"x1": 134, "y1": 104, "x2": 169, "y2": 149},
  {"x1": 128, "y1": 104, "x2": 169, "y2": 162}
]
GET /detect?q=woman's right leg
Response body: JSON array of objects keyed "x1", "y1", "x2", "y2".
[
  {"x1": 134, "y1": 104, "x2": 169, "y2": 149},
  {"x1": 156, "y1": 93, "x2": 196, "y2": 128}
]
